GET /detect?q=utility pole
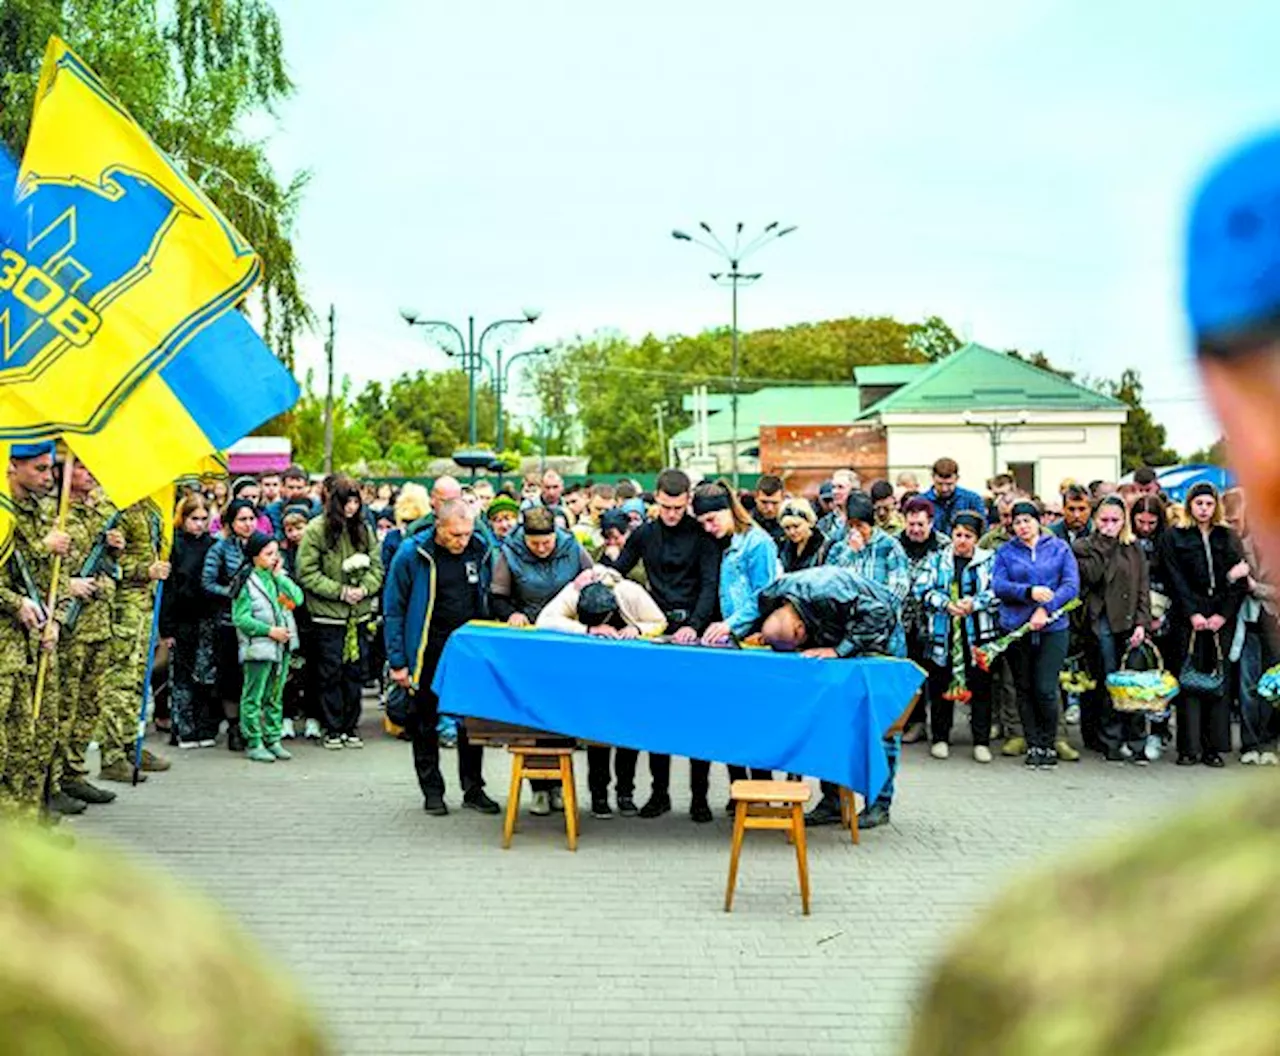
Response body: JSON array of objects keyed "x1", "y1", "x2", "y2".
[
  {"x1": 652, "y1": 403, "x2": 667, "y2": 469},
  {"x1": 322, "y1": 304, "x2": 335, "y2": 474}
]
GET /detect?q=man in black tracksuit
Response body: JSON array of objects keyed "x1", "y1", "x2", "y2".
[{"x1": 603, "y1": 468, "x2": 721, "y2": 818}]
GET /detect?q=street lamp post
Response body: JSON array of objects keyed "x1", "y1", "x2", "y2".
[
  {"x1": 400, "y1": 308, "x2": 541, "y2": 447},
  {"x1": 491, "y1": 346, "x2": 552, "y2": 452},
  {"x1": 672, "y1": 221, "x2": 797, "y2": 487}
]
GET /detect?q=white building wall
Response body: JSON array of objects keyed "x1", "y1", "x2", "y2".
[{"x1": 885, "y1": 416, "x2": 1123, "y2": 495}]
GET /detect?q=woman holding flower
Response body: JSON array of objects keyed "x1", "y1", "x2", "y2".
[
  {"x1": 992, "y1": 501, "x2": 1080, "y2": 771},
  {"x1": 914, "y1": 511, "x2": 1000, "y2": 763},
  {"x1": 297, "y1": 476, "x2": 384, "y2": 750}
]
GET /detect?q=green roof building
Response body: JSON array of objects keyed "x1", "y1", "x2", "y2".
[{"x1": 674, "y1": 343, "x2": 1127, "y2": 495}]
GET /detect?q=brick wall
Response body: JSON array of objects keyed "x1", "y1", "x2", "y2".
[{"x1": 759, "y1": 425, "x2": 888, "y2": 493}]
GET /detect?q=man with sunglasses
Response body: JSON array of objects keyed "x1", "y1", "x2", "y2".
[{"x1": 603, "y1": 467, "x2": 721, "y2": 818}]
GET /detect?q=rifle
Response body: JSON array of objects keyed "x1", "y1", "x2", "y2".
[
  {"x1": 9, "y1": 549, "x2": 47, "y2": 626},
  {"x1": 64, "y1": 509, "x2": 123, "y2": 635}
]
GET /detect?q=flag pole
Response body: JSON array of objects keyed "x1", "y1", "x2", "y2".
[
  {"x1": 132, "y1": 490, "x2": 173, "y2": 785},
  {"x1": 132, "y1": 581, "x2": 164, "y2": 785},
  {"x1": 32, "y1": 452, "x2": 74, "y2": 725}
]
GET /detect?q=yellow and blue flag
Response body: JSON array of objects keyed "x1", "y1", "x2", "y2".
[{"x1": 0, "y1": 38, "x2": 298, "y2": 509}]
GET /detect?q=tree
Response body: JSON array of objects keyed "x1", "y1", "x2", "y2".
[
  {"x1": 907, "y1": 315, "x2": 963, "y2": 362},
  {"x1": 532, "y1": 315, "x2": 937, "y2": 472},
  {"x1": 1095, "y1": 368, "x2": 1178, "y2": 472},
  {"x1": 1186, "y1": 437, "x2": 1228, "y2": 465},
  {"x1": 0, "y1": 0, "x2": 310, "y2": 364}
]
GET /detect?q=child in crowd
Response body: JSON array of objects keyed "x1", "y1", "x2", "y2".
[
  {"x1": 232, "y1": 532, "x2": 303, "y2": 763},
  {"x1": 279, "y1": 510, "x2": 314, "y2": 740}
]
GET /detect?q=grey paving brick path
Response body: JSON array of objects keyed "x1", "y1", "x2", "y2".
[{"x1": 73, "y1": 707, "x2": 1232, "y2": 1056}]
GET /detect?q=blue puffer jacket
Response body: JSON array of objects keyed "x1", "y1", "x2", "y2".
[
  {"x1": 201, "y1": 534, "x2": 247, "y2": 625},
  {"x1": 383, "y1": 527, "x2": 491, "y2": 690},
  {"x1": 992, "y1": 533, "x2": 1079, "y2": 634},
  {"x1": 494, "y1": 527, "x2": 589, "y2": 621}
]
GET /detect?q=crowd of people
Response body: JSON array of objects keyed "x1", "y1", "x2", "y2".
[{"x1": 4, "y1": 450, "x2": 1273, "y2": 836}]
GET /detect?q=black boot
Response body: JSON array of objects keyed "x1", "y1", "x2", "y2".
[
  {"x1": 63, "y1": 779, "x2": 116, "y2": 804},
  {"x1": 805, "y1": 795, "x2": 843, "y2": 827},
  {"x1": 49, "y1": 791, "x2": 87, "y2": 815},
  {"x1": 227, "y1": 725, "x2": 245, "y2": 752},
  {"x1": 638, "y1": 792, "x2": 671, "y2": 819}
]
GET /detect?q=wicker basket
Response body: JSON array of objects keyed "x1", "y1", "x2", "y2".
[{"x1": 1107, "y1": 642, "x2": 1180, "y2": 713}]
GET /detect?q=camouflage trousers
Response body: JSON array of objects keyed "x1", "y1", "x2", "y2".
[
  {"x1": 54, "y1": 638, "x2": 112, "y2": 791},
  {"x1": 0, "y1": 655, "x2": 59, "y2": 819},
  {"x1": 99, "y1": 617, "x2": 150, "y2": 770}
]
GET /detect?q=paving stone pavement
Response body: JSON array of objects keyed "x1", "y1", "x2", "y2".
[{"x1": 72, "y1": 709, "x2": 1239, "y2": 1056}]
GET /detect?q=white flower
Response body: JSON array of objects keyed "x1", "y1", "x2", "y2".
[{"x1": 342, "y1": 553, "x2": 371, "y2": 574}]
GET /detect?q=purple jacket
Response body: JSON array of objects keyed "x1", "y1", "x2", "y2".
[{"x1": 991, "y1": 533, "x2": 1079, "y2": 634}]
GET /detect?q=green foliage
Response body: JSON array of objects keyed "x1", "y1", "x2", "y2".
[
  {"x1": 1186, "y1": 436, "x2": 1228, "y2": 466},
  {"x1": 1094, "y1": 368, "x2": 1179, "y2": 472},
  {"x1": 907, "y1": 316, "x2": 963, "y2": 362},
  {"x1": 532, "y1": 316, "x2": 935, "y2": 472},
  {"x1": 287, "y1": 368, "x2": 534, "y2": 474},
  {"x1": 0, "y1": 0, "x2": 310, "y2": 365}
]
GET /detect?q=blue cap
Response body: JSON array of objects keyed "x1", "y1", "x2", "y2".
[
  {"x1": 10, "y1": 440, "x2": 56, "y2": 461},
  {"x1": 620, "y1": 498, "x2": 646, "y2": 519},
  {"x1": 1187, "y1": 130, "x2": 1280, "y2": 345},
  {"x1": 818, "y1": 481, "x2": 834, "y2": 499}
]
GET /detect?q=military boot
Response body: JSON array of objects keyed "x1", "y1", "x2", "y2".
[
  {"x1": 98, "y1": 760, "x2": 146, "y2": 784},
  {"x1": 63, "y1": 779, "x2": 117, "y2": 804}
]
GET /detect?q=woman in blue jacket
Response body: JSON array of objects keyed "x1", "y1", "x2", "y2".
[
  {"x1": 693, "y1": 481, "x2": 781, "y2": 646},
  {"x1": 992, "y1": 500, "x2": 1080, "y2": 770},
  {"x1": 201, "y1": 497, "x2": 258, "y2": 752}
]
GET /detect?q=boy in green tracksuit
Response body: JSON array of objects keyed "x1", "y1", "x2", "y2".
[{"x1": 232, "y1": 533, "x2": 302, "y2": 764}]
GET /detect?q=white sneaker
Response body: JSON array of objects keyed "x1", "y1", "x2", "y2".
[
  {"x1": 1120, "y1": 744, "x2": 1134, "y2": 760},
  {"x1": 549, "y1": 787, "x2": 565, "y2": 812},
  {"x1": 973, "y1": 745, "x2": 993, "y2": 764},
  {"x1": 1064, "y1": 703, "x2": 1081, "y2": 726},
  {"x1": 178, "y1": 740, "x2": 201, "y2": 750},
  {"x1": 198, "y1": 739, "x2": 217, "y2": 748},
  {"x1": 1144, "y1": 735, "x2": 1162, "y2": 763},
  {"x1": 1260, "y1": 751, "x2": 1279, "y2": 766},
  {"x1": 304, "y1": 718, "x2": 322, "y2": 740},
  {"x1": 1241, "y1": 750, "x2": 1261, "y2": 765},
  {"x1": 930, "y1": 741, "x2": 950, "y2": 760},
  {"x1": 281, "y1": 718, "x2": 296, "y2": 740},
  {"x1": 530, "y1": 791, "x2": 551, "y2": 816}
]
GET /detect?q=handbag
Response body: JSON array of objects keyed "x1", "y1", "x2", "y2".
[{"x1": 1179, "y1": 629, "x2": 1225, "y2": 697}]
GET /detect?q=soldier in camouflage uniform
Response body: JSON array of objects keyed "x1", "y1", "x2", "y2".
[
  {"x1": 97, "y1": 498, "x2": 171, "y2": 783},
  {"x1": 53, "y1": 462, "x2": 120, "y2": 808},
  {"x1": 1, "y1": 442, "x2": 64, "y2": 820}
]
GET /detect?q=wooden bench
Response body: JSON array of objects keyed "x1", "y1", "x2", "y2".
[{"x1": 725, "y1": 780, "x2": 813, "y2": 915}]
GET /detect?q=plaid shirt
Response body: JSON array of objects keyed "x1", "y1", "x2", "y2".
[{"x1": 824, "y1": 527, "x2": 911, "y2": 604}]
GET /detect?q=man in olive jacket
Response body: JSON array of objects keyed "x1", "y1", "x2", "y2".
[{"x1": 295, "y1": 482, "x2": 384, "y2": 748}]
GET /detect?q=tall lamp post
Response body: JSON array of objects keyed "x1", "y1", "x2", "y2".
[
  {"x1": 492, "y1": 345, "x2": 552, "y2": 452},
  {"x1": 672, "y1": 221, "x2": 797, "y2": 487},
  {"x1": 400, "y1": 308, "x2": 541, "y2": 448}
]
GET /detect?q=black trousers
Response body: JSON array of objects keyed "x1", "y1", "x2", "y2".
[
  {"x1": 587, "y1": 746, "x2": 639, "y2": 799},
  {"x1": 313, "y1": 623, "x2": 367, "y2": 736},
  {"x1": 926, "y1": 660, "x2": 993, "y2": 747},
  {"x1": 1168, "y1": 626, "x2": 1231, "y2": 757},
  {"x1": 1008, "y1": 629, "x2": 1070, "y2": 751},
  {"x1": 649, "y1": 756, "x2": 770, "y2": 801},
  {"x1": 407, "y1": 644, "x2": 483, "y2": 800},
  {"x1": 906, "y1": 635, "x2": 931, "y2": 729}
]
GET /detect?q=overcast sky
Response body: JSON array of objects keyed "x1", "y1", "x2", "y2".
[{"x1": 264, "y1": 0, "x2": 1280, "y2": 453}]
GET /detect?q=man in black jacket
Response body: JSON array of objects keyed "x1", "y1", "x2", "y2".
[
  {"x1": 604, "y1": 468, "x2": 721, "y2": 818},
  {"x1": 755, "y1": 567, "x2": 907, "y2": 830}
]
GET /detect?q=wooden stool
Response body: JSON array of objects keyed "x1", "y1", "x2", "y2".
[
  {"x1": 725, "y1": 780, "x2": 812, "y2": 915},
  {"x1": 838, "y1": 788, "x2": 860, "y2": 845},
  {"x1": 503, "y1": 746, "x2": 579, "y2": 851}
]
